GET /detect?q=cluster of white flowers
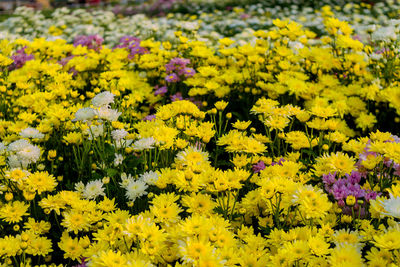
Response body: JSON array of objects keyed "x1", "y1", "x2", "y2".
[
  {"x1": 72, "y1": 107, "x2": 96, "y2": 122},
  {"x1": 96, "y1": 106, "x2": 122, "y2": 122},
  {"x1": 20, "y1": 127, "x2": 45, "y2": 139},
  {"x1": 91, "y1": 91, "x2": 115, "y2": 108},
  {"x1": 73, "y1": 92, "x2": 121, "y2": 123},
  {"x1": 118, "y1": 170, "x2": 160, "y2": 202},
  {"x1": 114, "y1": 153, "x2": 124, "y2": 166},
  {"x1": 75, "y1": 179, "x2": 105, "y2": 200},
  {"x1": 381, "y1": 194, "x2": 400, "y2": 219},
  {"x1": 111, "y1": 129, "x2": 131, "y2": 149},
  {"x1": 120, "y1": 172, "x2": 148, "y2": 202},
  {"x1": 139, "y1": 170, "x2": 160, "y2": 186},
  {"x1": 371, "y1": 26, "x2": 397, "y2": 42},
  {"x1": 132, "y1": 137, "x2": 156, "y2": 151},
  {"x1": 3, "y1": 3, "x2": 400, "y2": 47},
  {"x1": 86, "y1": 124, "x2": 104, "y2": 140},
  {"x1": 7, "y1": 139, "x2": 41, "y2": 168},
  {"x1": 111, "y1": 129, "x2": 128, "y2": 141}
]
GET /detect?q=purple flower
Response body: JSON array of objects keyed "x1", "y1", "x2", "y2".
[
  {"x1": 375, "y1": 47, "x2": 390, "y2": 54},
  {"x1": 171, "y1": 92, "x2": 183, "y2": 102},
  {"x1": 154, "y1": 85, "x2": 167, "y2": 96},
  {"x1": 114, "y1": 36, "x2": 148, "y2": 59},
  {"x1": 338, "y1": 199, "x2": 345, "y2": 208},
  {"x1": 365, "y1": 191, "x2": 378, "y2": 201},
  {"x1": 183, "y1": 67, "x2": 196, "y2": 78},
  {"x1": 73, "y1": 35, "x2": 103, "y2": 51},
  {"x1": 165, "y1": 73, "x2": 180, "y2": 83},
  {"x1": 240, "y1": 13, "x2": 251, "y2": 20},
  {"x1": 117, "y1": 36, "x2": 141, "y2": 47},
  {"x1": 252, "y1": 161, "x2": 266, "y2": 173},
  {"x1": 164, "y1": 57, "x2": 194, "y2": 82},
  {"x1": 58, "y1": 55, "x2": 74, "y2": 67},
  {"x1": 9, "y1": 47, "x2": 34, "y2": 70},
  {"x1": 143, "y1": 115, "x2": 156, "y2": 121},
  {"x1": 346, "y1": 171, "x2": 362, "y2": 184},
  {"x1": 191, "y1": 99, "x2": 203, "y2": 108},
  {"x1": 165, "y1": 58, "x2": 191, "y2": 74},
  {"x1": 271, "y1": 158, "x2": 285, "y2": 166},
  {"x1": 323, "y1": 172, "x2": 336, "y2": 186},
  {"x1": 323, "y1": 171, "x2": 379, "y2": 211}
]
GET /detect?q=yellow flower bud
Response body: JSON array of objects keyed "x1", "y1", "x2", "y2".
[
  {"x1": 341, "y1": 215, "x2": 352, "y2": 223},
  {"x1": 20, "y1": 242, "x2": 28, "y2": 250},
  {"x1": 346, "y1": 195, "x2": 356, "y2": 206},
  {"x1": 5, "y1": 192, "x2": 13, "y2": 201},
  {"x1": 21, "y1": 233, "x2": 29, "y2": 241},
  {"x1": 102, "y1": 176, "x2": 110, "y2": 184}
]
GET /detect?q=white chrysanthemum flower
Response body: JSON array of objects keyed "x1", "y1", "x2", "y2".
[
  {"x1": 7, "y1": 139, "x2": 31, "y2": 152},
  {"x1": 96, "y1": 106, "x2": 121, "y2": 122},
  {"x1": 114, "y1": 153, "x2": 123, "y2": 166},
  {"x1": 115, "y1": 139, "x2": 133, "y2": 149},
  {"x1": 74, "y1": 181, "x2": 85, "y2": 194},
  {"x1": 72, "y1": 107, "x2": 96, "y2": 122},
  {"x1": 7, "y1": 154, "x2": 22, "y2": 169},
  {"x1": 139, "y1": 171, "x2": 160, "y2": 185},
  {"x1": 372, "y1": 26, "x2": 397, "y2": 42},
  {"x1": 111, "y1": 129, "x2": 128, "y2": 141},
  {"x1": 132, "y1": 137, "x2": 156, "y2": 150},
  {"x1": 86, "y1": 124, "x2": 104, "y2": 140},
  {"x1": 381, "y1": 194, "x2": 400, "y2": 219},
  {"x1": 124, "y1": 179, "x2": 148, "y2": 201},
  {"x1": 20, "y1": 127, "x2": 45, "y2": 139},
  {"x1": 7, "y1": 139, "x2": 41, "y2": 168},
  {"x1": 83, "y1": 179, "x2": 105, "y2": 200},
  {"x1": 16, "y1": 145, "x2": 41, "y2": 163},
  {"x1": 120, "y1": 172, "x2": 133, "y2": 187},
  {"x1": 91, "y1": 91, "x2": 115, "y2": 108},
  {"x1": 289, "y1": 41, "x2": 304, "y2": 50}
]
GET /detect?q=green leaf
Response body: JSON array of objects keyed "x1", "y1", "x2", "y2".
[{"x1": 106, "y1": 168, "x2": 118, "y2": 177}]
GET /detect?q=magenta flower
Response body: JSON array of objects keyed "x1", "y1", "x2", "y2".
[
  {"x1": 73, "y1": 35, "x2": 103, "y2": 51},
  {"x1": 165, "y1": 57, "x2": 191, "y2": 74},
  {"x1": 165, "y1": 73, "x2": 180, "y2": 83},
  {"x1": 154, "y1": 86, "x2": 167, "y2": 96},
  {"x1": 58, "y1": 55, "x2": 74, "y2": 67},
  {"x1": 252, "y1": 161, "x2": 266, "y2": 173},
  {"x1": 183, "y1": 67, "x2": 196, "y2": 78},
  {"x1": 143, "y1": 115, "x2": 156, "y2": 121},
  {"x1": 322, "y1": 171, "x2": 379, "y2": 217},
  {"x1": 171, "y1": 92, "x2": 183, "y2": 102},
  {"x1": 115, "y1": 36, "x2": 148, "y2": 59},
  {"x1": 9, "y1": 47, "x2": 34, "y2": 70},
  {"x1": 164, "y1": 57, "x2": 194, "y2": 82},
  {"x1": 271, "y1": 158, "x2": 285, "y2": 166}
]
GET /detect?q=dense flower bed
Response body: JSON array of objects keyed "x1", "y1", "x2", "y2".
[
  {"x1": 1, "y1": 3, "x2": 400, "y2": 267},
  {"x1": 0, "y1": 1, "x2": 398, "y2": 46}
]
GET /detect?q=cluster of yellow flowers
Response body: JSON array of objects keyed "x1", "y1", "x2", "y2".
[{"x1": 2, "y1": 9, "x2": 400, "y2": 267}]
